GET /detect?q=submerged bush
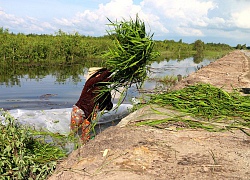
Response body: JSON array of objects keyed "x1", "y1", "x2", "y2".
[{"x1": 0, "y1": 110, "x2": 66, "y2": 179}]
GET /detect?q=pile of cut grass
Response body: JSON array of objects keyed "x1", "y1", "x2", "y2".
[
  {"x1": 146, "y1": 84, "x2": 250, "y2": 132},
  {"x1": 150, "y1": 84, "x2": 250, "y2": 120}
]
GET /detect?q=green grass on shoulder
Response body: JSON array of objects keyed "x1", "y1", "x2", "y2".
[{"x1": 138, "y1": 84, "x2": 250, "y2": 133}]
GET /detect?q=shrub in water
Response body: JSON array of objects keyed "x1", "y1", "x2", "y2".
[{"x1": 0, "y1": 110, "x2": 66, "y2": 179}]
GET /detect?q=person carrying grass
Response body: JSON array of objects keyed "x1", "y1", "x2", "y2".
[{"x1": 70, "y1": 67, "x2": 113, "y2": 142}]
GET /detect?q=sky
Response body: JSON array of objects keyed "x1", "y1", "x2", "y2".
[{"x1": 0, "y1": 0, "x2": 250, "y2": 46}]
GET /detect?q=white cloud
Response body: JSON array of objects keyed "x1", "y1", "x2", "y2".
[
  {"x1": 40, "y1": 22, "x2": 57, "y2": 32},
  {"x1": 146, "y1": 0, "x2": 215, "y2": 20},
  {"x1": 231, "y1": 7, "x2": 250, "y2": 29},
  {"x1": 54, "y1": 0, "x2": 167, "y2": 36},
  {"x1": 54, "y1": 18, "x2": 73, "y2": 27},
  {"x1": 97, "y1": 0, "x2": 142, "y2": 20},
  {"x1": 0, "y1": 0, "x2": 219, "y2": 37},
  {"x1": 176, "y1": 27, "x2": 204, "y2": 36},
  {"x1": 139, "y1": 0, "x2": 216, "y2": 37},
  {"x1": 0, "y1": 0, "x2": 250, "y2": 45},
  {"x1": 0, "y1": 9, "x2": 25, "y2": 25},
  {"x1": 207, "y1": 17, "x2": 225, "y2": 28},
  {"x1": 0, "y1": 8, "x2": 56, "y2": 33}
]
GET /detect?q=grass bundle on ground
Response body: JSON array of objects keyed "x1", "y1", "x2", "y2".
[
  {"x1": 149, "y1": 84, "x2": 250, "y2": 123},
  {"x1": 103, "y1": 14, "x2": 159, "y2": 105},
  {"x1": 134, "y1": 84, "x2": 250, "y2": 133},
  {"x1": 0, "y1": 110, "x2": 67, "y2": 179}
]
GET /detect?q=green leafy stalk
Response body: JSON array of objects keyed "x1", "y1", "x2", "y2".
[{"x1": 103, "y1": 14, "x2": 159, "y2": 107}]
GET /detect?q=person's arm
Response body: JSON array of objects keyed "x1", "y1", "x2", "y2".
[
  {"x1": 89, "y1": 70, "x2": 112, "y2": 83},
  {"x1": 83, "y1": 70, "x2": 111, "y2": 90},
  {"x1": 98, "y1": 91, "x2": 113, "y2": 111}
]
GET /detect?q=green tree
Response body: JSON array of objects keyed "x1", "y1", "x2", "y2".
[
  {"x1": 236, "y1": 44, "x2": 242, "y2": 49},
  {"x1": 241, "y1": 44, "x2": 247, "y2": 50},
  {"x1": 193, "y1": 39, "x2": 205, "y2": 52}
]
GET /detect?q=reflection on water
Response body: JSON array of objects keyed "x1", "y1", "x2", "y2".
[
  {"x1": 143, "y1": 57, "x2": 213, "y2": 90},
  {"x1": 0, "y1": 57, "x2": 214, "y2": 110},
  {"x1": 0, "y1": 74, "x2": 87, "y2": 110},
  {"x1": 150, "y1": 57, "x2": 211, "y2": 77}
]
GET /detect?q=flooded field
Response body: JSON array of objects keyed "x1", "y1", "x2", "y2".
[{"x1": 0, "y1": 57, "x2": 213, "y2": 110}]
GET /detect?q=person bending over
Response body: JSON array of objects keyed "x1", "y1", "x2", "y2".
[{"x1": 70, "y1": 67, "x2": 113, "y2": 142}]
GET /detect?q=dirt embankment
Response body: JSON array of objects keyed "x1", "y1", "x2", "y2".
[
  {"x1": 172, "y1": 50, "x2": 250, "y2": 92},
  {"x1": 48, "y1": 50, "x2": 250, "y2": 180}
]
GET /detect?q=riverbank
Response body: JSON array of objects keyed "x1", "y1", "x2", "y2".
[
  {"x1": 48, "y1": 50, "x2": 250, "y2": 180},
  {"x1": 172, "y1": 50, "x2": 250, "y2": 93}
]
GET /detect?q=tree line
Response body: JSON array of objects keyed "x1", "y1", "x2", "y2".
[
  {"x1": 0, "y1": 27, "x2": 234, "y2": 64},
  {"x1": 235, "y1": 44, "x2": 248, "y2": 50},
  {"x1": 155, "y1": 39, "x2": 233, "y2": 54},
  {"x1": 0, "y1": 28, "x2": 113, "y2": 64},
  {"x1": 0, "y1": 27, "x2": 237, "y2": 86}
]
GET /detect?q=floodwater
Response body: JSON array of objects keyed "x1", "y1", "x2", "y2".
[{"x1": 0, "y1": 57, "x2": 213, "y2": 110}]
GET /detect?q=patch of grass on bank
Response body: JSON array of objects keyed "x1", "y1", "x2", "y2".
[
  {"x1": 145, "y1": 75, "x2": 178, "y2": 92},
  {"x1": 0, "y1": 110, "x2": 69, "y2": 180},
  {"x1": 138, "y1": 84, "x2": 250, "y2": 133},
  {"x1": 155, "y1": 75, "x2": 178, "y2": 86},
  {"x1": 203, "y1": 50, "x2": 232, "y2": 59}
]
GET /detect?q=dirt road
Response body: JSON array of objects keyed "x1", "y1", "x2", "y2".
[
  {"x1": 172, "y1": 50, "x2": 250, "y2": 92},
  {"x1": 48, "y1": 50, "x2": 250, "y2": 180}
]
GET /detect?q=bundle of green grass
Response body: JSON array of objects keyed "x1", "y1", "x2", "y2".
[{"x1": 103, "y1": 15, "x2": 159, "y2": 104}]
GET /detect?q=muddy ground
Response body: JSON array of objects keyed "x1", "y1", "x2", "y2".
[{"x1": 48, "y1": 50, "x2": 250, "y2": 180}]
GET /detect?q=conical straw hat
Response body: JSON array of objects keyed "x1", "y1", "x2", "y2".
[{"x1": 86, "y1": 67, "x2": 104, "y2": 80}]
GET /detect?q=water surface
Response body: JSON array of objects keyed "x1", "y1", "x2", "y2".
[{"x1": 0, "y1": 57, "x2": 214, "y2": 110}]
